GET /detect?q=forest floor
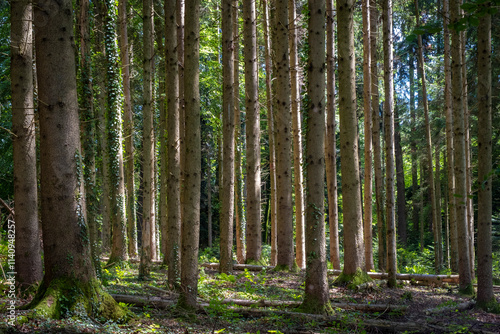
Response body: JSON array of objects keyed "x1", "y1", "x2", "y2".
[{"x1": 1, "y1": 261, "x2": 499, "y2": 334}]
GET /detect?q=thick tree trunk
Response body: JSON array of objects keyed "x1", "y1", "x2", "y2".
[
  {"x1": 11, "y1": 0, "x2": 43, "y2": 287},
  {"x1": 476, "y1": 9, "x2": 494, "y2": 308},
  {"x1": 450, "y1": 0, "x2": 472, "y2": 294},
  {"x1": 325, "y1": 0, "x2": 340, "y2": 270},
  {"x1": 165, "y1": 0, "x2": 181, "y2": 288},
  {"x1": 106, "y1": 0, "x2": 129, "y2": 265},
  {"x1": 178, "y1": 0, "x2": 201, "y2": 310},
  {"x1": 220, "y1": 0, "x2": 235, "y2": 274},
  {"x1": 118, "y1": 0, "x2": 137, "y2": 259},
  {"x1": 272, "y1": 0, "x2": 295, "y2": 271},
  {"x1": 337, "y1": 0, "x2": 365, "y2": 275},
  {"x1": 300, "y1": 0, "x2": 332, "y2": 314},
  {"x1": 362, "y1": 0, "x2": 374, "y2": 272},
  {"x1": 289, "y1": 0, "x2": 305, "y2": 270},
  {"x1": 382, "y1": 0, "x2": 396, "y2": 287},
  {"x1": 244, "y1": 0, "x2": 262, "y2": 263}
]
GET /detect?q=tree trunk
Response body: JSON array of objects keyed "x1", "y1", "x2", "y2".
[
  {"x1": 289, "y1": 0, "x2": 305, "y2": 270},
  {"x1": 263, "y1": 0, "x2": 277, "y2": 266},
  {"x1": 409, "y1": 54, "x2": 420, "y2": 240},
  {"x1": 382, "y1": 0, "x2": 396, "y2": 287},
  {"x1": 450, "y1": 0, "x2": 472, "y2": 294},
  {"x1": 443, "y1": 0, "x2": 457, "y2": 273},
  {"x1": 106, "y1": 0, "x2": 129, "y2": 265},
  {"x1": 362, "y1": 0, "x2": 374, "y2": 272},
  {"x1": 165, "y1": 0, "x2": 181, "y2": 289},
  {"x1": 220, "y1": 0, "x2": 235, "y2": 274},
  {"x1": 11, "y1": 0, "x2": 43, "y2": 287},
  {"x1": 325, "y1": 0, "x2": 340, "y2": 270},
  {"x1": 476, "y1": 7, "x2": 494, "y2": 308},
  {"x1": 244, "y1": 0, "x2": 262, "y2": 263},
  {"x1": 337, "y1": 0, "x2": 365, "y2": 275},
  {"x1": 370, "y1": 0, "x2": 385, "y2": 272},
  {"x1": 178, "y1": 0, "x2": 201, "y2": 310},
  {"x1": 272, "y1": 0, "x2": 294, "y2": 271},
  {"x1": 301, "y1": 0, "x2": 332, "y2": 314},
  {"x1": 118, "y1": 0, "x2": 137, "y2": 259},
  {"x1": 395, "y1": 107, "x2": 407, "y2": 246},
  {"x1": 28, "y1": 0, "x2": 125, "y2": 318}
]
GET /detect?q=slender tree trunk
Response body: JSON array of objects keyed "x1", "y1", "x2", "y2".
[
  {"x1": 383, "y1": 0, "x2": 396, "y2": 287},
  {"x1": 273, "y1": 0, "x2": 294, "y2": 270},
  {"x1": 325, "y1": 0, "x2": 340, "y2": 270},
  {"x1": 178, "y1": 0, "x2": 185, "y2": 191},
  {"x1": 11, "y1": 0, "x2": 43, "y2": 287},
  {"x1": 178, "y1": 0, "x2": 201, "y2": 310},
  {"x1": 443, "y1": 0, "x2": 457, "y2": 272},
  {"x1": 244, "y1": 0, "x2": 262, "y2": 263},
  {"x1": 106, "y1": 0, "x2": 129, "y2": 265},
  {"x1": 410, "y1": 54, "x2": 420, "y2": 240},
  {"x1": 263, "y1": 0, "x2": 277, "y2": 266},
  {"x1": 165, "y1": 0, "x2": 181, "y2": 288},
  {"x1": 450, "y1": 0, "x2": 472, "y2": 293},
  {"x1": 370, "y1": 0, "x2": 385, "y2": 272},
  {"x1": 118, "y1": 0, "x2": 137, "y2": 259},
  {"x1": 476, "y1": 8, "x2": 494, "y2": 308},
  {"x1": 395, "y1": 107, "x2": 407, "y2": 246},
  {"x1": 207, "y1": 150, "x2": 213, "y2": 248},
  {"x1": 337, "y1": 0, "x2": 365, "y2": 275},
  {"x1": 414, "y1": 0, "x2": 440, "y2": 273},
  {"x1": 289, "y1": 0, "x2": 305, "y2": 270},
  {"x1": 362, "y1": 0, "x2": 374, "y2": 272},
  {"x1": 220, "y1": 0, "x2": 236, "y2": 274},
  {"x1": 435, "y1": 142, "x2": 443, "y2": 268},
  {"x1": 301, "y1": 0, "x2": 332, "y2": 314}
]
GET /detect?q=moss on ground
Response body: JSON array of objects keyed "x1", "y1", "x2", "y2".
[{"x1": 334, "y1": 268, "x2": 372, "y2": 289}]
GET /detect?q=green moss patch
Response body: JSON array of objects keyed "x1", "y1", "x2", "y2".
[{"x1": 334, "y1": 268, "x2": 372, "y2": 289}]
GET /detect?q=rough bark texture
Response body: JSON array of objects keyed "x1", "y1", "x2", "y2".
[
  {"x1": 105, "y1": 0, "x2": 128, "y2": 265},
  {"x1": 476, "y1": 9, "x2": 494, "y2": 308},
  {"x1": 337, "y1": 0, "x2": 365, "y2": 275},
  {"x1": 362, "y1": 0, "x2": 374, "y2": 272},
  {"x1": 244, "y1": 0, "x2": 262, "y2": 263},
  {"x1": 450, "y1": 0, "x2": 472, "y2": 294},
  {"x1": 11, "y1": 0, "x2": 43, "y2": 287},
  {"x1": 165, "y1": 0, "x2": 181, "y2": 288},
  {"x1": 272, "y1": 0, "x2": 294, "y2": 270},
  {"x1": 30, "y1": 0, "x2": 124, "y2": 319},
  {"x1": 220, "y1": 0, "x2": 235, "y2": 274},
  {"x1": 325, "y1": 0, "x2": 340, "y2": 270},
  {"x1": 178, "y1": 0, "x2": 201, "y2": 310},
  {"x1": 300, "y1": 0, "x2": 332, "y2": 314},
  {"x1": 383, "y1": 0, "x2": 396, "y2": 287},
  {"x1": 395, "y1": 108, "x2": 407, "y2": 246},
  {"x1": 289, "y1": 0, "x2": 305, "y2": 270},
  {"x1": 118, "y1": 0, "x2": 137, "y2": 259}
]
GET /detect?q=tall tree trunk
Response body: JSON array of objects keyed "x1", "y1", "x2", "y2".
[
  {"x1": 244, "y1": 0, "x2": 262, "y2": 263},
  {"x1": 106, "y1": 0, "x2": 129, "y2": 265},
  {"x1": 325, "y1": 0, "x2": 340, "y2": 270},
  {"x1": 178, "y1": 0, "x2": 201, "y2": 310},
  {"x1": 178, "y1": 0, "x2": 185, "y2": 195},
  {"x1": 383, "y1": 0, "x2": 396, "y2": 287},
  {"x1": 450, "y1": 0, "x2": 472, "y2": 293},
  {"x1": 220, "y1": 0, "x2": 236, "y2": 274},
  {"x1": 301, "y1": 0, "x2": 332, "y2": 314},
  {"x1": 395, "y1": 107, "x2": 407, "y2": 246},
  {"x1": 337, "y1": 0, "x2": 365, "y2": 276},
  {"x1": 370, "y1": 0, "x2": 385, "y2": 272},
  {"x1": 263, "y1": 0, "x2": 277, "y2": 266},
  {"x1": 443, "y1": 0, "x2": 457, "y2": 273},
  {"x1": 11, "y1": 0, "x2": 43, "y2": 287},
  {"x1": 362, "y1": 0, "x2": 374, "y2": 272},
  {"x1": 289, "y1": 0, "x2": 305, "y2": 270},
  {"x1": 207, "y1": 149, "x2": 213, "y2": 248},
  {"x1": 435, "y1": 141, "x2": 443, "y2": 267},
  {"x1": 476, "y1": 8, "x2": 494, "y2": 308},
  {"x1": 273, "y1": 0, "x2": 294, "y2": 270},
  {"x1": 410, "y1": 54, "x2": 420, "y2": 240},
  {"x1": 118, "y1": 0, "x2": 137, "y2": 259},
  {"x1": 165, "y1": 0, "x2": 181, "y2": 289},
  {"x1": 29, "y1": 0, "x2": 125, "y2": 318},
  {"x1": 414, "y1": 0, "x2": 440, "y2": 273}
]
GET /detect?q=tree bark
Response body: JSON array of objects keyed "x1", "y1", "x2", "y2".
[
  {"x1": 337, "y1": 0, "x2": 365, "y2": 275},
  {"x1": 244, "y1": 0, "x2": 262, "y2": 263},
  {"x1": 178, "y1": 0, "x2": 201, "y2": 310},
  {"x1": 395, "y1": 107, "x2": 407, "y2": 246},
  {"x1": 325, "y1": 0, "x2": 340, "y2": 270},
  {"x1": 11, "y1": 0, "x2": 43, "y2": 287}
]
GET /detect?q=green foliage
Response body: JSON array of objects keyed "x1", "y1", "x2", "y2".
[{"x1": 397, "y1": 247, "x2": 436, "y2": 274}]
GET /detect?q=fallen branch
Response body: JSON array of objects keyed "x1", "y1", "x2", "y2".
[
  {"x1": 425, "y1": 300, "x2": 475, "y2": 315},
  {"x1": 201, "y1": 263, "x2": 274, "y2": 272},
  {"x1": 111, "y1": 294, "x2": 176, "y2": 309},
  {"x1": 328, "y1": 269, "x2": 459, "y2": 285},
  {"x1": 0, "y1": 198, "x2": 14, "y2": 217}
]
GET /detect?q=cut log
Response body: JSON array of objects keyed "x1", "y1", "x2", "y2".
[
  {"x1": 328, "y1": 269, "x2": 459, "y2": 284},
  {"x1": 111, "y1": 294, "x2": 175, "y2": 309},
  {"x1": 425, "y1": 300, "x2": 475, "y2": 314}
]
